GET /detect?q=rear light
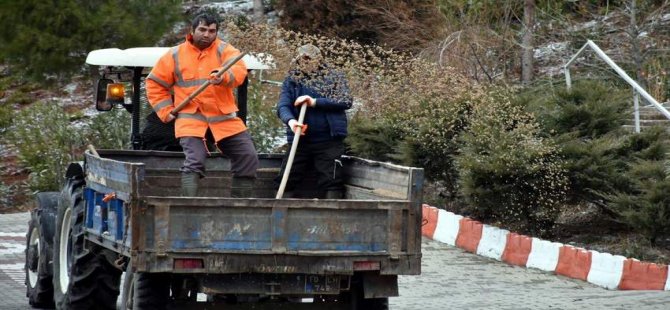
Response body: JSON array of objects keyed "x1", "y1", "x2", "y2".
[
  {"x1": 174, "y1": 258, "x2": 204, "y2": 270},
  {"x1": 353, "y1": 261, "x2": 380, "y2": 271}
]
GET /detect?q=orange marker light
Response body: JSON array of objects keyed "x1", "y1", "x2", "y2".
[{"x1": 106, "y1": 83, "x2": 125, "y2": 105}]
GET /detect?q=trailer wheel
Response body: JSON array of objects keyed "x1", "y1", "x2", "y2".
[
  {"x1": 346, "y1": 280, "x2": 389, "y2": 310},
  {"x1": 52, "y1": 179, "x2": 122, "y2": 309},
  {"x1": 25, "y1": 192, "x2": 59, "y2": 308},
  {"x1": 359, "y1": 297, "x2": 389, "y2": 310},
  {"x1": 132, "y1": 272, "x2": 170, "y2": 309}
]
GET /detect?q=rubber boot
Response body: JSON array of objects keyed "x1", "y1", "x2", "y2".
[
  {"x1": 231, "y1": 177, "x2": 255, "y2": 198},
  {"x1": 325, "y1": 190, "x2": 344, "y2": 199},
  {"x1": 181, "y1": 172, "x2": 199, "y2": 197}
]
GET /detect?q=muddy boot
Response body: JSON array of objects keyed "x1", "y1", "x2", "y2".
[
  {"x1": 325, "y1": 190, "x2": 343, "y2": 199},
  {"x1": 231, "y1": 177, "x2": 255, "y2": 198},
  {"x1": 181, "y1": 172, "x2": 199, "y2": 197}
]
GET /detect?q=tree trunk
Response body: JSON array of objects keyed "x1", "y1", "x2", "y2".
[
  {"x1": 254, "y1": 0, "x2": 264, "y2": 22},
  {"x1": 521, "y1": 0, "x2": 535, "y2": 85},
  {"x1": 629, "y1": 0, "x2": 647, "y2": 90}
]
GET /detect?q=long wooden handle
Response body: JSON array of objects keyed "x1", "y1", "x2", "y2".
[
  {"x1": 171, "y1": 52, "x2": 247, "y2": 115},
  {"x1": 276, "y1": 104, "x2": 308, "y2": 199}
]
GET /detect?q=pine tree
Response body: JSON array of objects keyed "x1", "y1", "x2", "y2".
[{"x1": 0, "y1": 0, "x2": 181, "y2": 80}]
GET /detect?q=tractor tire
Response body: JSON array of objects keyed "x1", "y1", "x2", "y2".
[
  {"x1": 52, "y1": 178, "x2": 122, "y2": 309},
  {"x1": 25, "y1": 192, "x2": 59, "y2": 308},
  {"x1": 120, "y1": 264, "x2": 135, "y2": 310}
]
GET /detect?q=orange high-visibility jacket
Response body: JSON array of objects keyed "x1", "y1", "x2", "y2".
[{"x1": 146, "y1": 35, "x2": 248, "y2": 142}]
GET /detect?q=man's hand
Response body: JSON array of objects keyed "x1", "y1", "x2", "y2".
[
  {"x1": 288, "y1": 119, "x2": 308, "y2": 135},
  {"x1": 166, "y1": 112, "x2": 176, "y2": 123},
  {"x1": 209, "y1": 70, "x2": 224, "y2": 85},
  {"x1": 294, "y1": 95, "x2": 316, "y2": 107}
]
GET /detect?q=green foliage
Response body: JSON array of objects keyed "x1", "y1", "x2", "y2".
[
  {"x1": 0, "y1": 180, "x2": 15, "y2": 209},
  {"x1": 521, "y1": 81, "x2": 633, "y2": 203},
  {"x1": 347, "y1": 116, "x2": 402, "y2": 163},
  {"x1": 7, "y1": 101, "x2": 85, "y2": 191},
  {"x1": 0, "y1": 102, "x2": 12, "y2": 134},
  {"x1": 456, "y1": 90, "x2": 567, "y2": 234},
  {"x1": 246, "y1": 80, "x2": 283, "y2": 153},
  {"x1": 0, "y1": 0, "x2": 181, "y2": 80},
  {"x1": 609, "y1": 157, "x2": 670, "y2": 245},
  {"x1": 523, "y1": 81, "x2": 630, "y2": 139},
  {"x1": 86, "y1": 108, "x2": 131, "y2": 150}
]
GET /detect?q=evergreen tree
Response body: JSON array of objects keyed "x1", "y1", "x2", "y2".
[{"x1": 0, "y1": 0, "x2": 181, "y2": 80}]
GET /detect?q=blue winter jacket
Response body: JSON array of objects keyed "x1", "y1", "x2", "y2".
[{"x1": 276, "y1": 67, "x2": 353, "y2": 144}]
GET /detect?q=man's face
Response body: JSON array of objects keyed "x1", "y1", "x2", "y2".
[{"x1": 191, "y1": 21, "x2": 217, "y2": 50}]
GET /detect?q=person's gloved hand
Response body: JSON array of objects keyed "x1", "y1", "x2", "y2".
[
  {"x1": 294, "y1": 95, "x2": 316, "y2": 107},
  {"x1": 288, "y1": 119, "x2": 308, "y2": 135}
]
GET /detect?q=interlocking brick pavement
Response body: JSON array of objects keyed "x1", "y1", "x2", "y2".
[
  {"x1": 0, "y1": 212, "x2": 39, "y2": 309},
  {"x1": 3, "y1": 211, "x2": 670, "y2": 309}
]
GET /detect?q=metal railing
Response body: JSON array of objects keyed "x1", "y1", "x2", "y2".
[{"x1": 564, "y1": 40, "x2": 670, "y2": 133}]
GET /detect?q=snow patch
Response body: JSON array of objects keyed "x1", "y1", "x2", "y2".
[
  {"x1": 64, "y1": 82, "x2": 78, "y2": 95},
  {"x1": 534, "y1": 42, "x2": 569, "y2": 60},
  {"x1": 569, "y1": 20, "x2": 598, "y2": 33}
]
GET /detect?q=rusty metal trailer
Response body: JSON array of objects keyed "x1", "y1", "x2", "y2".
[{"x1": 74, "y1": 150, "x2": 422, "y2": 308}]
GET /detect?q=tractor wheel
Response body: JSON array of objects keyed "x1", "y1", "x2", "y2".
[
  {"x1": 120, "y1": 263, "x2": 134, "y2": 310},
  {"x1": 25, "y1": 192, "x2": 59, "y2": 308},
  {"x1": 52, "y1": 179, "x2": 122, "y2": 309}
]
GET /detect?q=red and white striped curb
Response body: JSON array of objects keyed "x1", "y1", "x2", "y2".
[{"x1": 422, "y1": 204, "x2": 670, "y2": 290}]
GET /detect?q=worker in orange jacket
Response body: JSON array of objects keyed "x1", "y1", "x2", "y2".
[{"x1": 146, "y1": 13, "x2": 259, "y2": 197}]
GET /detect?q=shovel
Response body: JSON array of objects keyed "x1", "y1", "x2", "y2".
[{"x1": 276, "y1": 103, "x2": 308, "y2": 199}]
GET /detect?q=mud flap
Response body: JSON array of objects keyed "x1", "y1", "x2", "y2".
[{"x1": 362, "y1": 273, "x2": 398, "y2": 298}]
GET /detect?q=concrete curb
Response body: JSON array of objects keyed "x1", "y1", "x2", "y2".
[{"x1": 421, "y1": 204, "x2": 670, "y2": 290}]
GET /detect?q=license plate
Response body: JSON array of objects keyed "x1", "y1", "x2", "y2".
[{"x1": 304, "y1": 275, "x2": 339, "y2": 293}]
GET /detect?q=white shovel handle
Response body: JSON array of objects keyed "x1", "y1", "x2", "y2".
[{"x1": 276, "y1": 103, "x2": 308, "y2": 199}]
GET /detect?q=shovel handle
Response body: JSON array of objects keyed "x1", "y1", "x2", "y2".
[
  {"x1": 276, "y1": 104, "x2": 308, "y2": 199},
  {"x1": 171, "y1": 52, "x2": 247, "y2": 116}
]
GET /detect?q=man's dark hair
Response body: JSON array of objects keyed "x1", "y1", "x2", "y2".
[{"x1": 191, "y1": 13, "x2": 219, "y2": 31}]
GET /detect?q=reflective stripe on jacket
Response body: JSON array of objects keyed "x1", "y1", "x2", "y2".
[{"x1": 146, "y1": 35, "x2": 248, "y2": 141}]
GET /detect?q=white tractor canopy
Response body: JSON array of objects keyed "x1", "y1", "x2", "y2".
[{"x1": 85, "y1": 47, "x2": 272, "y2": 70}]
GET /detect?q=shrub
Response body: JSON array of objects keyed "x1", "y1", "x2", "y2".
[
  {"x1": 0, "y1": 180, "x2": 15, "y2": 209},
  {"x1": 85, "y1": 108, "x2": 131, "y2": 150},
  {"x1": 346, "y1": 115, "x2": 402, "y2": 162},
  {"x1": 7, "y1": 101, "x2": 84, "y2": 191},
  {"x1": 609, "y1": 158, "x2": 670, "y2": 245},
  {"x1": 456, "y1": 89, "x2": 567, "y2": 235},
  {"x1": 522, "y1": 81, "x2": 630, "y2": 139},
  {"x1": 246, "y1": 78, "x2": 284, "y2": 153},
  {"x1": 605, "y1": 126, "x2": 670, "y2": 244},
  {"x1": 0, "y1": 102, "x2": 13, "y2": 134},
  {"x1": 521, "y1": 80, "x2": 633, "y2": 203}
]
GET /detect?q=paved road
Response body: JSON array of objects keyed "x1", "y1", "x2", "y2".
[{"x1": 2, "y1": 212, "x2": 669, "y2": 309}]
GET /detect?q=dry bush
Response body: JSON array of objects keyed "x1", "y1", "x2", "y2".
[{"x1": 276, "y1": 0, "x2": 446, "y2": 54}]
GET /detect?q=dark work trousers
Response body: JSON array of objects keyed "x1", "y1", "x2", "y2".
[
  {"x1": 276, "y1": 139, "x2": 345, "y2": 195},
  {"x1": 180, "y1": 130, "x2": 259, "y2": 178}
]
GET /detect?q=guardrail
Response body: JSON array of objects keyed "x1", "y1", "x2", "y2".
[{"x1": 564, "y1": 40, "x2": 670, "y2": 133}]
